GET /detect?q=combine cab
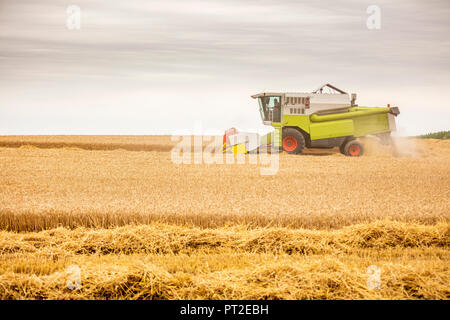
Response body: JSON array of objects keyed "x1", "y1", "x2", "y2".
[{"x1": 223, "y1": 84, "x2": 400, "y2": 156}]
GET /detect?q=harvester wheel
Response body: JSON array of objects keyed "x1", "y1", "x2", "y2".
[
  {"x1": 282, "y1": 128, "x2": 305, "y2": 154},
  {"x1": 340, "y1": 137, "x2": 355, "y2": 154},
  {"x1": 343, "y1": 140, "x2": 363, "y2": 157}
]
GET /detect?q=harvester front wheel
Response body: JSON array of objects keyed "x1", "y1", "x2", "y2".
[
  {"x1": 343, "y1": 140, "x2": 363, "y2": 157},
  {"x1": 282, "y1": 128, "x2": 305, "y2": 154}
]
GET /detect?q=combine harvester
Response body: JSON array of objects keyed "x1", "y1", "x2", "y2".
[{"x1": 223, "y1": 84, "x2": 400, "y2": 156}]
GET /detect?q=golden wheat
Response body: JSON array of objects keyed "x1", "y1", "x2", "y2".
[
  {"x1": 0, "y1": 136, "x2": 448, "y2": 299},
  {"x1": 0, "y1": 221, "x2": 448, "y2": 299}
]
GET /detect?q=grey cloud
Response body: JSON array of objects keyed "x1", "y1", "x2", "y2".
[{"x1": 0, "y1": 0, "x2": 449, "y2": 134}]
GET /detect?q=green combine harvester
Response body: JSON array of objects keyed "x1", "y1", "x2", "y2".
[{"x1": 223, "y1": 84, "x2": 400, "y2": 156}]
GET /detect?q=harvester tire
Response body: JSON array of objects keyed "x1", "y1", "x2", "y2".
[
  {"x1": 343, "y1": 140, "x2": 363, "y2": 157},
  {"x1": 340, "y1": 137, "x2": 355, "y2": 154},
  {"x1": 282, "y1": 128, "x2": 305, "y2": 154}
]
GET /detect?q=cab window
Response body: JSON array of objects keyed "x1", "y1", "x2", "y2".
[{"x1": 258, "y1": 96, "x2": 282, "y2": 122}]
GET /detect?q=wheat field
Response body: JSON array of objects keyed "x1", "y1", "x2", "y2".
[{"x1": 0, "y1": 136, "x2": 448, "y2": 299}]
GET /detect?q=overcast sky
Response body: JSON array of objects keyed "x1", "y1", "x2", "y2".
[{"x1": 0, "y1": 0, "x2": 449, "y2": 135}]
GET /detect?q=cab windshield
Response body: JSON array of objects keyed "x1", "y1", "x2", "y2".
[{"x1": 258, "y1": 96, "x2": 281, "y2": 122}]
